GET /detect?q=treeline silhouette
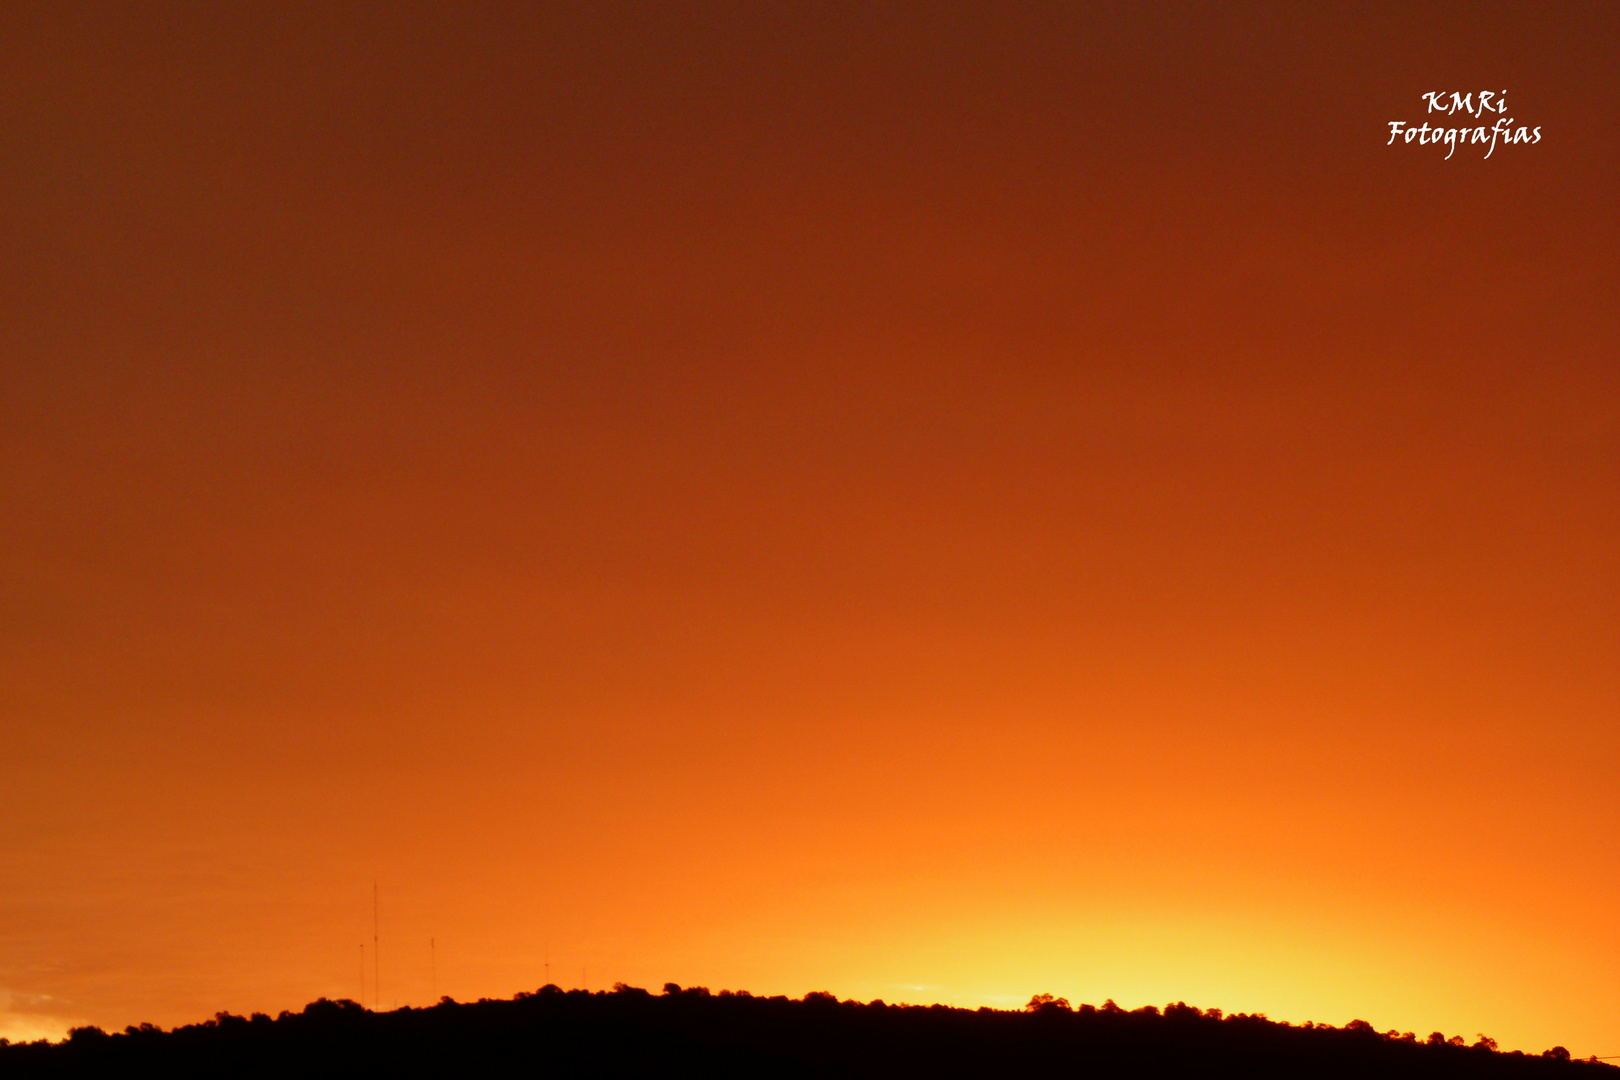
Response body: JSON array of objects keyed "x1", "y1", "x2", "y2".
[{"x1": 2, "y1": 984, "x2": 1614, "y2": 1078}]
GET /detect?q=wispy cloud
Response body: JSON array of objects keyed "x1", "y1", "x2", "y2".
[{"x1": 0, "y1": 988, "x2": 87, "y2": 1045}]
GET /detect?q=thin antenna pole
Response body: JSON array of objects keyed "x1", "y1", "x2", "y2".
[
  {"x1": 544, "y1": 945, "x2": 549, "y2": 987},
  {"x1": 373, "y1": 880, "x2": 380, "y2": 1011}
]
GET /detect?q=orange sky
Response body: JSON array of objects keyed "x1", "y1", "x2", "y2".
[{"x1": 2, "y1": 0, "x2": 1617, "y2": 1056}]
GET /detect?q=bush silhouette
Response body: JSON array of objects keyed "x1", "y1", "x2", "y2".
[{"x1": 3, "y1": 986, "x2": 1613, "y2": 1078}]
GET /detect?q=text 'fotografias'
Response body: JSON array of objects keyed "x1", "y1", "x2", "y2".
[{"x1": 1387, "y1": 91, "x2": 1541, "y2": 160}]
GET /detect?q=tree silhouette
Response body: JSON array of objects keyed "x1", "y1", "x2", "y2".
[{"x1": 4, "y1": 986, "x2": 1612, "y2": 1078}]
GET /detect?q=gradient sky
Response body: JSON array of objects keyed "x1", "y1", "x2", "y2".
[{"x1": 2, "y1": 0, "x2": 1617, "y2": 1056}]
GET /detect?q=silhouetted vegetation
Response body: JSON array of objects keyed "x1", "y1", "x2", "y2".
[{"x1": 2, "y1": 984, "x2": 1613, "y2": 1077}]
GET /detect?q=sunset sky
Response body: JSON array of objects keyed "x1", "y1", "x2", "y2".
[{"x1": 2, "y1": 0, "x2": 1617, "y2": 1057}]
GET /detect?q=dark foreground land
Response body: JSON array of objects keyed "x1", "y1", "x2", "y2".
[{"x1": 2, "y1": 985, "x2": 1614, "y2": 1078}]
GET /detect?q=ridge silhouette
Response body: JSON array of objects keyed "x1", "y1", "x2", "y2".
[{"x1": 3, "y1": 984, "x2": 1614, "y2": 1077}]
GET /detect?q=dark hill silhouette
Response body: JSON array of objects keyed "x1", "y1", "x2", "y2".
[{"x1": 2, "y1": 984, "x2": 1613, "y2": 1078}]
